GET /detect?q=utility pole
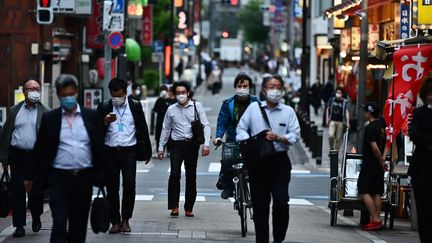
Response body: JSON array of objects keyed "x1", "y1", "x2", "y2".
[
  {"x1": 103, "y1": 1, "x2": 113, "y2": 100},
  {"x1": 196, "y1": 0, "x2": 203, "y2": 87},
  {"x1": 118, "y1": 0, "x2": 129, "y2": 81},
  {"x1": 169, "y1": 0, "x2": 175, "y2": 84},
  {"x1": 300, "y1": 0, "x2": 309, "y2": 115},
  {"x1": 357, "y1": 0, "x2": 368, "y2": 152}
]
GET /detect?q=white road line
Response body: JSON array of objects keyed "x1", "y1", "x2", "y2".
[
  {"x1": 135, "y1": 195, "x2": 154, "y2": 201},
  {"x1": 208, "y1": 163, "x2": 221, "y2": 173},
  {"x1": 291, "y1": 170, "x2": 311, "y2": 174},
  {"x1": 137, "y1": 169, "x2": 150, "y2": 173},
  {"x1": 180, "y1": 195, "x2": 205, "y2": 202},
  {"x1": 167, "y1": 164, "x2": 185, "y2": 173},
  {"x1": 288, "y1": 198, "x2": 314, "y2": 206}
]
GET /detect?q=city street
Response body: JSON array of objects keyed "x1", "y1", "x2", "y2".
[{"x1": 0, "y1": 68, "x2": 418, "y2": 242}]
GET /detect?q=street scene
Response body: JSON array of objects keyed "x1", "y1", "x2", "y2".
[{"x1": 0, "y1": 0, "x2": 431, "y2": 243}]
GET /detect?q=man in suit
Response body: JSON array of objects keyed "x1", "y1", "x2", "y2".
[
  {"x1": 24, "y1": 74, "x2": 107, "y2": 243},
  {"x1": 97, "y1": 77, "x2": 152, "y2": 234},
  {"x1": 0, "y1": 78, "x2": 49, "y2": 237}
]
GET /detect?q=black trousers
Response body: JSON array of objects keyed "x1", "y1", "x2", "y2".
[
  {"x1": 48, "y1": 168, "x2": 93, "y2": 243},
  {"x1": 248, "y1": 152, "x2": 291, "y2": 243},
  {"x1": 9, "y1": 147, "x2": 43, "y2": 227},
  {"x1": 168, "y1": 141, "x2": 199, "y2": 211},
  {"x1": 412, "y1": 177, "x2": 432, "y2": 243},
  {"x1": 105, "y1": 146, "x2": 138, "y2": 224}
]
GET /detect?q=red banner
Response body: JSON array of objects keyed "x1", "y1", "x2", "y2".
[
  {"x1": 142, "y1": 5, "x2": 153, "y2": 46},
  {"x1": 86, "y1": 0, "x2": 104, "y2": 49},
  {"x1": 383, "y1": 45, "x2": 432, "y2": 146}
]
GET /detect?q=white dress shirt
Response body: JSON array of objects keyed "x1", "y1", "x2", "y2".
[
  {"x1": 53, "y1": 105, "x2": 93, "y2": 169},
  {"x1": 236, "y1": 101, "x2": 300, "y2": 152},
  {"x1": 104, "y1": 98, "x2": 137, "y2": 147},
  {"x1": 158, "y1": 100, "x2": 210, "y2": 151},
  {"x1": 11, "y1": 103, "x2": 38, "y2": 150}
]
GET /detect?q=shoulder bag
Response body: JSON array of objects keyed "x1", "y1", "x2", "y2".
[
  {"x1": 191, "y1": 102, "x2": 205, "y2": 145},
  {"x1": 90, "y1": 187, "x2": 110, "y2": 234},
  {"x1": 0, "y1": 169, "x2": 12, "y2": 218},
  {"x1": 239, "y1": 106, "x2": 276, "y2": 163}
]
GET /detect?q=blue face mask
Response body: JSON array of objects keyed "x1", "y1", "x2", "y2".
[{"x1": 60, "y1": 96, "x2": 77, "y2": 111}]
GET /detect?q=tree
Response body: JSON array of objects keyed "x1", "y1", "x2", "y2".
[{"x1": 238, "y1": 0, "x2": 269, "y2": 45}]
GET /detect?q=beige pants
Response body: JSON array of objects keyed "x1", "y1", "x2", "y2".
[{"x1": 328, "y1": 121, "x2": 344, "y2": 151}]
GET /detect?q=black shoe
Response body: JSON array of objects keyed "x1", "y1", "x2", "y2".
[
  {"x1": 32, "y1": 217, "x2": 42, "y2": 233},
  {"x1": 221, "y1": 188, "x2": 233, "y2": 199},
  {"x1": 13, "y1": 227, "x2": 25, "y2": 238}
]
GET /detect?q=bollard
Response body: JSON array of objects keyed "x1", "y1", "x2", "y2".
[
  {"x1": 311, "y1": 124, "x2": 317, "y2": 156},
  {"x1": 150, "y1": 110, "x2": 155, "y2": 135},
  {"x1": 329, "y1": 150, "x2": 339, "y2": 202},
  {"x1": 304, "y1": 120, "x2": 311, "y2": 148},
  {"x1": 315, "y1": 129, "x2": 323, "y2": 164}
]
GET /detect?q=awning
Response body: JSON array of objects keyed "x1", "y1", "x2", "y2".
[
  {"x1": 325, "y1": 0, "x2": 392, "y2": 18},
  {"x1": 126, "y1": 38, "x2": 141, "y2": 61}
]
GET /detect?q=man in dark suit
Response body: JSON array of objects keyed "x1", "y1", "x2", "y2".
[
  {"x1": 97, "y1": 78, "x2": 151, "y2": 233},
  {"x1": 0, "y1": 78, "x2": 49, "y2": 237},
  {"x1": 24, "y1": 74, "x2": 107, "y2": 243}
]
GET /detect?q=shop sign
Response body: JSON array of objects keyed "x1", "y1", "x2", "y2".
[
  {"x1": 76, "y1": 0, "x2": 92, "y2": 14},
  {"x1": 351, "y1": 27, "x2": 360, "y2": 51},
  {"x1": 340, "y1": 29, "x2": 351, "y2": 52},
  {"x1": 400, "y1": 3, "x2": 410, "y2": 39},
  {"x1": 368, "y1": 24, "x2": 379, "y2": 50},
  {"x1": 53, "y1": 0, "x2": 76, "y2": 13},
  {"x1": 86, "y1": 0, "x2": 104, "y2": 49},
  {"x1": 413, "y1": 0, "x2": 432, "y2": 29},
  {"x1": 142, "y1": 5, "x2": 153, "y2": 46}
]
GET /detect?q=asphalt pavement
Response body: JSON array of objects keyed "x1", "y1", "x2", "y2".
[{"x1": 0, "y1": 67, "x2": 419, "y2": 242}]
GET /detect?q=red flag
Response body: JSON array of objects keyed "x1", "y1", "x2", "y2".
[{"x1": 383, "y1": 45, "x2": 432, "y2": 147}]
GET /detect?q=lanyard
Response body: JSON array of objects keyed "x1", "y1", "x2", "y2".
[
  {"x1": 115, "y1": 104, "x2": 127, "y2": 122},
  {"x1": 64, "y1": 113, "x2": 77, "y2": 128}
]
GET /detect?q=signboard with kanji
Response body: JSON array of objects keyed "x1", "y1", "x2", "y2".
[
  {"x1": 142, "y1": 5, "x2": 153, "y2": 46},
  {"x1": 400, "y1": 3, "x2": 410, "y2": 39},
  {"x1": 368, "y1": 24, "x2": 379, "y2": 50},
  {"x1": 53, "y1": 0, "x2": 76, "y2": 13},
  {"x1": 340, "y1": 29, "x2": 351, "y2": 52}
]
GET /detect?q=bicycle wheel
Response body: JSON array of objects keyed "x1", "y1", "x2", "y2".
[{"x1": 238, "y1": 173, "x2": 247, "y2": 237}]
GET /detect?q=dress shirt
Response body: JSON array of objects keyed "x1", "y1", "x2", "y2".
[
  {"x1": 158, "y1": 100, "x2": 211, "y2": 151},
  {"x1": 104, "y1": 98, "x2": 137, "y2": 147},
  {"x1": 11, "y1": 103, "x2": 38, "y2": 150},
  {"x1": 53, "y1": 105, "x2": 92, "y2": 169},
  {"x1": 236, "y1": 101, "x2": 300, "y2": 152}
]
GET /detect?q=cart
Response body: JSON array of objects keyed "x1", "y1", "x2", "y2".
[{"x1": 329, "y1": 132, "x2": 397, "y2": 228}]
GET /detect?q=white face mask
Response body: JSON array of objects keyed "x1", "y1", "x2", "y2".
[
  {"x1": 427, "y1": 102, "x2": 432, "y2": 109},
  {"x1": 160, "y1": 90, "x2": 167, "y2": 97},
  {"x1": 112, "y1": 96, "x2": 126, "y2": 106},
  {"x1": 135, "y1": 89, "x2": 141, "y2": 96},
  {"x1": 176, "y1": 94, "x2": 188, "y2": 104},
  {"x1": 335, "y1": 93, "x2": 342, "y2": 99},
  {"x1": 27, "y1": 91, "x2": 40, "y2": 103},
  {"x1": 266, "y1": 89, "x2": 283, "y2": 103},
  {"x1": 235, "y1": 88, "x2": 250, "y2": 97}
]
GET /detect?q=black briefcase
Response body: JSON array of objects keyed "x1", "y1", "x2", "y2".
[
  {"x1": 90, "y1": 187, "x2": 110, "y2": 234},
  {"x1": 0, "y1": 170, "x2": 12, "y2": 218}
]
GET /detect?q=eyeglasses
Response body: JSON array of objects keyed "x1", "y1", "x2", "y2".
[{"x1": 24, "y1": 88, "x2": 41, "y2": 92}]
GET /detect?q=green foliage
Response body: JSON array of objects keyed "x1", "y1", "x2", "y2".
[
  {"x1": 152, "y1": 0, "x2": 178, "y2": 39},
  {"x1": 142, "y1": 69, "x2": 160, "y2": 90},
  {"x1": 142, "y1": 46, "x2": 152, "y2": 63},
  {"x1": 238, "y1": 0, "x2": 270, "y2": 44}
]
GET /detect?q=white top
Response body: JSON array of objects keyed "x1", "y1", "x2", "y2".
[
  {"x1": 158, "y1": 100, "x2": 211, "y2": 151},
  {"x1": 236, "y1": 101, "x2": 300, "y2": 152},
  {"x1": 104, "y1": 98, "x2": 137, "y2": 147}
]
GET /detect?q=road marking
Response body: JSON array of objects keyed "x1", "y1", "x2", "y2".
[
  {"x1": 135, "y1": 195, "x2": 154, "y2": 201},
  {"x1": 180, "y1": 195, "x2": 205, "y2": 202},
  {"x1": 291, "y1": 169, "x2": 311, "y2": 174},
  {"x1": 203, "y1": 107, "x2": 212, "y2": 112},
  {"x1": 289, "y1": 198, "x2": 314, "y2": 206},
  {"x1": 167, "y1": 164, "x2": 185, "y2": 173},
  {"x1": 208, "y1": 162, "x2": 221, "y2": 172},
  {"x1": 137, "y1": 169, "x2": 150, "y2": 173}
]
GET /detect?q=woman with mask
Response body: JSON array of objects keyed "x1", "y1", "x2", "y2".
[{"x1": 213, "y1": 72, "x2": 260, "y2": 199}]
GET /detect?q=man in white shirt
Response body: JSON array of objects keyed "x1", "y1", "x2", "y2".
[
  {"x1": 97, "y1": 78, "x2": 152, "y2": 234},
  {"x1": 237, "y1": 74, "x2": 300, "y2": 243},
  {"x1": 158, "y1": 81, "x2": 210, "y2": 217}
]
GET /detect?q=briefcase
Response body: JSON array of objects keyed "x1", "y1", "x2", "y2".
[
  {"x1": 0, "y1": 170, "x2": 12, "y2": 218},
  {"x1": 90, "y1": 187, "x2": 110, "y2": 234}
]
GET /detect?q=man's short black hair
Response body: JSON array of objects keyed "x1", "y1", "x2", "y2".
[
  {"x1": 335, "y1": 87, "x2": 344, "y2": 93},
  {"x1": 262, "y1": 74, "x2": 285, "y2": 89},
  {"x1": 172, "y1": 81, "x2": 191, "y2": 94},
  {"x1": 55, "y1": 74, "x2": 79, "y2": 94},
  {"x1": 109, "y1": 78, "x2": 128, "y2": 93},
  {"x1": 131, "y1": 83, "x2": 139, "y2": 90},
  {"x1": 233, "y1": 72, "x2": 252, "y2": 88}
]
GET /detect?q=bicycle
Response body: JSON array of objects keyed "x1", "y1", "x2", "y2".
[{"x1": 216, "y1": 141, "x2": 253, "y2": 237}]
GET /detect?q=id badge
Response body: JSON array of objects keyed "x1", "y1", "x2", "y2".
[{"x1": 117, "y1": 123, "x2": 125, "y2": 132}]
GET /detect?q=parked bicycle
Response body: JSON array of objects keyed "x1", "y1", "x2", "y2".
[{"x1": 216, "y1": 141, "x2": 253, "y2": 237}]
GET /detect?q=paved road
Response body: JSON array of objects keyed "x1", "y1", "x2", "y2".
[{"x1": 0, "y1": 68, "x2": 419, "y2": 242}]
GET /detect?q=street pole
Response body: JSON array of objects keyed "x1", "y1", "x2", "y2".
[
  {"x1": 104, "y1": 30, "x2": 112, "y2": 100},
  {"x1": 117, "y1": 0, "x2": 129, "y2": 81},
  {"x1": 169, "y1": 0, "x2": 175, "y2": 84},
  {"x1": 300, "y1": 0, "x2": 309, "y2": 116},
  {"x1": 357, "y1": 0, "x2": 368, "y2": 152},
  {"x1": 196, "y1": 0, "x2": 203, "y2": 87}
]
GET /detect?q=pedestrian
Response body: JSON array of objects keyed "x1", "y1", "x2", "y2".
[
  {"x1": 326, "y1": 87, "x2": 350, "y2": 150},
  {"x1": 321, "y1": 75, "x2": 335, "y2": 127},
  {"x1": 175, "y1": 58, "x2": 184, "y2": 80},
  {"x1": 153, "y1": 86, "x2": 176, "y2": 155},
  {"x1": 357, "y1": 102, "x2": 388, "y2": 231},
  {"x1": 97, "y1": 77, "x2": 152, "y2": 234},
  {"x1": 310, "y1": 79, "x2": 322, "y2": 115},
  {"x1": 157, "y1": 81, "x2": 211, "y2": 217},
  {"x1": 213, "y1": 72, "x2": 260, "y2": 199},
  {"x1": 129, "y1": 83, "x2": 141, "y2": 101},
  {"x1": 24, "y1": 74, "x2": 107, "y2": 243},
  {"x1": 236, "y1": 74, "x2": 300, "y2": 243},
  {"x1": 0, "y1": 78, "x2": 49, "y2": 238},
  {"x1": 408, "y1": 76, "x2": 432, "y2": 243},
  {"x1": 208, "y1": 66, "x2": 222, "y2": 96}
]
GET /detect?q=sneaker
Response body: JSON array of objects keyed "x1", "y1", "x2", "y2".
[{"x1": 361, "y1": 220, "x2": 383, "y2": 231}]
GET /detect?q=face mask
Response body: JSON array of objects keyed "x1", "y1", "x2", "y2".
[
  {"x1": 266, "y1": 89, "x2": 283, "y2": 103},
  {"x1": 176, "y1": 94, "x2": 188, "y2": 104},
  {"x1": 335, "y1": 93, "x2": 342, "y2": 99},
  {"x1": 235, "y1": 88, "x2": 250, "y2": 97},
  {"x1": 160, "y1": 90, "x2": 167, "y2": 97},
  {"x1": 427, "y1": 102, "x2": 432, "y2": 109},
  {"x1": 60, "y1": 96, "x2": 77, "y2": 111},
  {"x1": 135, "y1": 89, "x2": 141, "y2": 96},
  {"x1": 112, "y1": 96, "x2": 126, "y2": 106},
  {"x1": 27, "y1": 91, "x2": 40, "y2": 103}
]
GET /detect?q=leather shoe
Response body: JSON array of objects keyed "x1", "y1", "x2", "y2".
[
  {"x1": 121, "y1": 219, "x2": 131, "y2": 232},
  {"x1": 185, "y1": 211, "x2": 194, "y2": 217},
  {"x1": 170, "y1": 208, "x2": 179, "y2": 217},
  {"x1": 13, "y1": 227, "x2": 25, "y2": 238},
  {"x1": 109, "y1": 224, "x2": 122, "y2": 234},
  {"x1": 32, "y1": 217, "x2": 42, "y2": 233}
]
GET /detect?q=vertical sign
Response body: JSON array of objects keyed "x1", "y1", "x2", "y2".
[
  {"x1": 368, "y1": 24, "x2": 379, "y2": 50},
  {"x1": 400, "y1": 3, "x2": 410, "y2": 39},
  {"x1": 142, "y1": 5, "x2": 153, "y2": 46},
  {"x1": 86, "y1": 0, "x2": 104, "y2": 49},
  {"x1": 351, "y1": 27, "x2": 361, "y2": 51},
  {"x1": 340, "y1": 29, "x2": 351, "y2": 52}
]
